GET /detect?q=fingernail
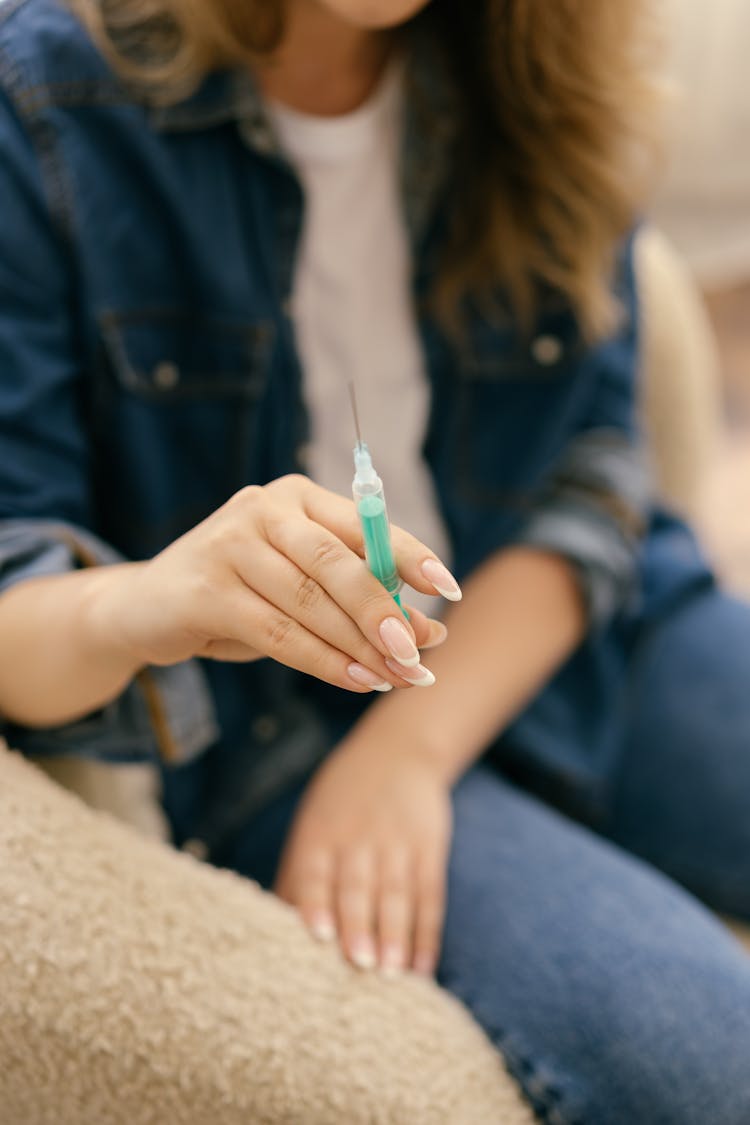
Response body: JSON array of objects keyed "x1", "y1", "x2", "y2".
[
  {"x1": 420, "y1": 621, "x2": 448, "y2": 650},
  {"x1": 413, "y1": 953, "x2": 436, "y2": 977},
  {"x1": 379, "y1": 616, "x2": 420, "y2": 667},
  {"x1": 347, "y1": 663, "x2": 393, "y2": 692},
  {"x1": 421, "y1": 559, "x2": 462, "y2": 602},
  {"x1": 351, "y1": 939, "x2": 377, "y2": 971},
  {"x1": 380, "y1": 945, "x2": 405, "y2": 978},
  {"x1": 385, "y1": 659, "x2": 436, "y2": 687},
  {"x1": 310, "y1": 914, "x2": 336, "y2": 942}
]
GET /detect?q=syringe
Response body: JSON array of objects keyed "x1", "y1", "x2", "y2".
[{"x1": 349, "y1": 382, "x2": 406, "y2": 615}]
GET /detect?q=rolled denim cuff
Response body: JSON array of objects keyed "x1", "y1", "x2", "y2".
[
  {"x1": 515, "y1": 430, "x2": 651, "y2": 626},
  {"x1": 0, "y1": 519, "x2": 219, "y2": 764}
]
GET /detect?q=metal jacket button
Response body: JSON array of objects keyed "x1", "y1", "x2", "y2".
[
  {"x1": 531, "y1": 335, "x2": 562, "y2": 365},
  {"x1": 252, "y1": 713, "x2": 280, "y2": 743},
  {"x1": 153, "y1": 360, "x2": 180, "y2": 389}
]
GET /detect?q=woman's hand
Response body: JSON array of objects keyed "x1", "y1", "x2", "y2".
[
  {"x1": 95, "y1": 474, "x2": 459, "y2": 693},
  {"x1": 275, "y1": 736, "x2": 452, "y2": 977}
]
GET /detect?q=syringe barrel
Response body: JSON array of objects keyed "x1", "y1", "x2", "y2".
[
  {"x1": 352, "y1": 442, "x2": 402, "y2": 600},
  {"x1": 354, "y1": 484, "x2": 401, "y2": 597}
]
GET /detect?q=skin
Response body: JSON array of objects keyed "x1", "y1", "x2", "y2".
[
  {"x1": 0, "y1": 475, "x2": 452, "y2": 727},
  {"x1": 311, "y1": 0, "x2": 431, "y2": 28},
  {"x1": 276, "y1": 548, "x2": 583, "y2": 973},
  {"x1": 254, "y1": 0, "x2": 431, "y2": 115},
  {"x1": 267, "y1": 0, "x2": 586, "y2": 975},
  {"x1": 0, "y1": 0, "x2": 586, "y2": 978}
]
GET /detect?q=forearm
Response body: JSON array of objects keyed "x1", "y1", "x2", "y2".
[
  {"x1": 0, "y1": 566, "x2": 143, "y2": 727},
  {"x1": 345, "y1": 547, "x2": 586, "y2": 784}
]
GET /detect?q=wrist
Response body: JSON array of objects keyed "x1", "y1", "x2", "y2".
[
  {"x1": 390, "y1": 732, "x2": 466, "y2": 788},
  {"x1": 82, "y1": 563, "x2": 148, "y2": 676},
  {"x1": 339, "y1": 708, "x2": 462, "y2": 789}
]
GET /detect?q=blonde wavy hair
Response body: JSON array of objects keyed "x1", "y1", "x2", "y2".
[{"x1": 69, "y1": 0, "x2": 662, "y2": 340}]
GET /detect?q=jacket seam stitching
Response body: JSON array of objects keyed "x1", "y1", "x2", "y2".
[
  {"x1": 0, "y1": 50, "x2": 77, "y2": 255},
  {"x1": 14, "y1": 80, "x2": 130, "y2": 112}
]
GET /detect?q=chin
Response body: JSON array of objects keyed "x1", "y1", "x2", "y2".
[{"x1": 320, "y1": 0, "x2": 431, "y2": 29}]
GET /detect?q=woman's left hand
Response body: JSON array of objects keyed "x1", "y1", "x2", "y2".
[{"x1": 275, "y1": 736, "x2": 452, "y2": 977}]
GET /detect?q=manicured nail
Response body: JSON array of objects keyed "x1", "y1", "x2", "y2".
[
  {"x1": 310, "y1": 914, "x2": 336, "y2": 942},
  {"x1": 420, "y1": 621, "x2": 448, "y2": 650},
  {"x1": 351, "y1": 938, "x2": 377, "y2": 971},
  {"x1": 380, "y1": 944, "x2": 405, "y2": 978},
  {"x1": 379, "y1": 616, "x2": 420, "y2": 667},
  {"x1": 347, "y1": 663, "x2": 393, "y2": 692},
  {"x1": 413, "y1": 953, "x2": 436, "y2": 977},
  {"x1": 385, "y1": 659, "x2": 436, "y2": 687},
  {"x1": 421, "y1": 559, "x2": 462, "y2": 601}
]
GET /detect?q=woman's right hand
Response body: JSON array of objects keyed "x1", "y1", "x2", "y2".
[{"x1": 96, "y1": 475, "x2": 460, "y2": 693}]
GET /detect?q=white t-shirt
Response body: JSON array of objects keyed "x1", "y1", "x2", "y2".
[{"x1": 267, "y1": 64, "x2": 450, "y2": 615}]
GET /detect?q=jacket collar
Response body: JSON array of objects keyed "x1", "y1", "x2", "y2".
[
  {"x1": 149, "y1": 27, "x2": 459, "y2": 248},
  {"x1": 149, "y1": 69, "x2": 277, "y2": 152}
]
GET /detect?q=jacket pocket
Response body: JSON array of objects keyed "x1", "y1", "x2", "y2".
[
  {"x1": 451, "y1": 313, "x2": 586, "y2": 509},
  {"x1": 98, "y1": 308, "x2": 273, "y2": 400},
  {"x1": 91, "y1": 309, "x2": 276, "y2": 558}
]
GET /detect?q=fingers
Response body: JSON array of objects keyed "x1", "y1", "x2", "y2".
[
  {"x1": 221, "y1": 481, "x2": 452, "y2": 688},
  {"x1": 263, "y1": 512, "x2": 426, "y2": 668},
  {"x1": 281, "y1": 840, "x2": 414, "y2": 975},
  {"x1": 212, "y1": 559, "x2": 447, "y2": 693},
  {"x1": 284, "y1": 846, "x2": 338, "y2": 944},
  {"x1": 406, "y1": 553, "x2": 463, "y2": 602},
  {"x1": 233, "y1": 539, "x2": 401, "y2": 686},
  {"x1": 376, "y1": 846, "x2": 413, "y2": 976},
  {"x1": 217, "y1": 582, "x2": 392, "y2": 694},
  {"x1": 412, "y1": 855, "x2": 446, "y2": 977},
  {"x1": 195, "y1": 638, "x2": 264, "y2": 661},
  {"x1": 336, "y1": 847, "x2": 378, "y2": 970},
  {"x1": 374, "y1": 848, "x2": 446, "y2": 978},
  {"x1": 338, "y1": 847, "x2": 444, "y2": 978},
  {"x1": 296, "y1": 477, "x2": 462, "y2": 603},
  {"x1": 290, "y1": 838, "x2": 445, "y2": 979},
  {"x1": 403, "y1": 605, "x2": 448, "y2": 650}
]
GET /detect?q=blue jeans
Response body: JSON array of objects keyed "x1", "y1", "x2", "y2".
[{"x1": 177, "y1": 588, "x2": 750, "y2": 1124}]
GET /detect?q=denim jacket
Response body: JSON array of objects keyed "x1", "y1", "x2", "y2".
[{"x1": 0, "y1": 0, "x2": 713, "y2": 824}]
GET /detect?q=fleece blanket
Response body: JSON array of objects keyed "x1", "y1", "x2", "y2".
[
  {"x1": 3, "y1": 743, "x2": 749, "y2": 1124},
  {"x1": 0, "y1": 744, "x2": 534, "y2": 1125}
]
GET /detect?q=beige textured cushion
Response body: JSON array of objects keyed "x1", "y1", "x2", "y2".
[
  {"x1": 636, "y1": 226, "x2": 723, "y2": 517},
  {"x1": 0, "y1": 743, "x2": 534, "y2": 1125}
]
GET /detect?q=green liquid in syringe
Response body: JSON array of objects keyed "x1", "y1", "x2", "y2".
[{"x1": 358, "y1": 493, "x2": 402, "y2": 602}]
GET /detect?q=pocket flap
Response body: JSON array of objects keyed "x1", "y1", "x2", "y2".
[{"x1": 98, "y1": 309, "x2": 274, "y2": 399}]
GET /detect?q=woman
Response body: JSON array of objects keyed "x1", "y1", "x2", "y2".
[{"x1": 0, "y1": 0, "x2": 749, "y2": 1121}]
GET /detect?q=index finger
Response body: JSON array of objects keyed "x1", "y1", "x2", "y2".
[
  {"x1": 262, "y1": 513, "x2": 427, "y2": 670},
  {"x1": 301, "y1": 479, "x2": 462, "y2": 603}
]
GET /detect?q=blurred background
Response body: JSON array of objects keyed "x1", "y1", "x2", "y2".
[{"x1": 654, "y1": 0, "x2": 750, "y2": 595}]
